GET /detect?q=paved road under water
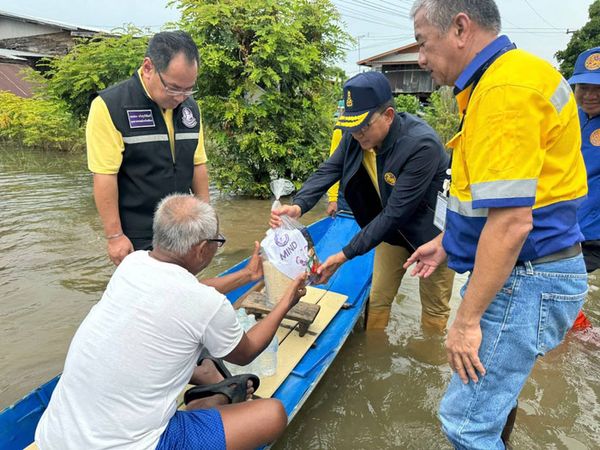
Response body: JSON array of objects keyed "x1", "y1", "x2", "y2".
[{"x1": 1, "y1": 147, "x2": 599, "y2": 449}]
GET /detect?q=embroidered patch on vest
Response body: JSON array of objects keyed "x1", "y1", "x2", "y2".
[
  {"x1": 182, "y1": 107, "x2": 198, "y2": 128},
  {"x1": 384, "y1": 172, "x2": 396, "y2": 186},
  {"x1": 591, "y1": 129, "x2": 600, "y2": 147},
  {"x1": 127, "y1": 109, "x2": 155, "y2": 128}
]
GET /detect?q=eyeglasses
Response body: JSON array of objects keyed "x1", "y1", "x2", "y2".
[
  {"x1": 206, "y1": 233, "x2": 226, "y2": 248},
  {"x1": 155, "y1": 68, "x2": 197, "y2": 97},
  {"x1": 352, "y1": 112, "x2": 383, "y2": 136}
]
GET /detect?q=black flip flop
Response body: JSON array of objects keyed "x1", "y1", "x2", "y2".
[
  {"x1": 183, "y1": 374, "x2": 261, "y2": 406},
  {"x1": 196, "y1": 348, "x2": 232, "y2": 380}
]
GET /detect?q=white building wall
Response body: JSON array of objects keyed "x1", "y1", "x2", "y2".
[{"x1": 0, "y1": 18, "x2": 59, "y2": 40}]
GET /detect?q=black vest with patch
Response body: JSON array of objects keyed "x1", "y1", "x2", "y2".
[{"x1": 99, "y1": 72, "x2": 201, "y2": 240}]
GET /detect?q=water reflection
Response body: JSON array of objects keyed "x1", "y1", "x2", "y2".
[{"x1": 1, "y1": 147, "x2": 600, "y2": 449}]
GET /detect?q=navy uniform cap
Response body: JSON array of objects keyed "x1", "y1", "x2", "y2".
[
  {"x1": 568, "y1": 46, "x2": 600, "y2": 85},
  {"x1": 335, "y1": 71, "x2": 393, "y2": 131}
]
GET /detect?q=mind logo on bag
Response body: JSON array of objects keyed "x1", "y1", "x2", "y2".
[{"x1": 274, "y1": 232, "x2": 289, "y2": 247}]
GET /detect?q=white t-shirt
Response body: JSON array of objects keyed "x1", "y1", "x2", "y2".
[{"x1": 35, "y1": 251, "x2": 243, "y2": 450}]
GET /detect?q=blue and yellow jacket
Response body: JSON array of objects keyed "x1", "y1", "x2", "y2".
[
  {"x1": 444, "y1": 36, "x2": 587, "y2": 273},
  {"x1": 578, "y1": 109, "x2": 600, "y2": 241}
]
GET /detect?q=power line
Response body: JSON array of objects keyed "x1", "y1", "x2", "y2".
[
  {"x1": 347, "y1": 0, "x2": 411, "y2": 19},
  {"x1": 521, "y1": 0, "x2": 561, "y2": 30},
  {"x1": 336, "y1": 7, "x2": 406, "y2": 29},
  {"x1": 335, "y1": 2, "x2": 406, "y2": 26}
]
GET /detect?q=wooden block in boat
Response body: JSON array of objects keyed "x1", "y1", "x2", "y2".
[
  {"x1": 25, "y1": 444, "x2": 38, "y2": 449},
  {"x1": 238, "y1": 292, "x2": 321, "y2": 337}
]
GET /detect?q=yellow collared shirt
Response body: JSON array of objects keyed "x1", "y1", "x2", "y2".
[{"x1": 87, "y1": 68, "x2": 207, "y2": 174}]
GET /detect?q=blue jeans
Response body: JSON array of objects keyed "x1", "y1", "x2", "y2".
[{"x1": 440, "y1": 254, "x2": 587, "y2": 449}]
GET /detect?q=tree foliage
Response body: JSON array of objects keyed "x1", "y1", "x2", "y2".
[
  {"x1": 556, "y1": 0, "x2": 600, "y2": 79},
  {"x1": 394, "y1": 94, "x2": 421, "y2": 114},
  {"x1": 38, "y1": 26, "x2": 149, "y2": 121},
  {"x1": 423, "y1": 87, "x2": 459, "y2": 148},
  {"x1": 0, "y1": 91, "x2": 83, "y2": 151},
  {"x1": 173, "y1": 0, "x2": 351, "y2": 197}
]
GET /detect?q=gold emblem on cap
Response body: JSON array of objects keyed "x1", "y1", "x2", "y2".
[
  {"x1": 346, "y1": 90, "x2": 353, "y2": 108},
  {"x1": 591, "y1": 129, "x2": 600, "y2": 146},
  {"x1": 384, "y1": 172, "x2": 396, "y2": 186},
  {"x1": 585, "y1": 53, "x2": 600, "y2": 71}
]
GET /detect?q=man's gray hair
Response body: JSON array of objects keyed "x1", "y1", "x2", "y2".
[
  {"x1": 152, "y1": 194, "x2": 218, "y2": 257},
  {"x1": 411, "y1": 0, "x2": 501, "y2": 34}
]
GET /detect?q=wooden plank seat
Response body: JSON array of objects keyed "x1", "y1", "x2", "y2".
[{"x1": 237, "y1": 291, "x2": 321, "y2": 337}]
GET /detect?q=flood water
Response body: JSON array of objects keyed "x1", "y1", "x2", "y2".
[{"x1": 1, "y1": 146, "x2": 600, "y2": 449}]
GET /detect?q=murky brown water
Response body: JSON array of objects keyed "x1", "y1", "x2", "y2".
[{"x1": 1, "y1": 146, "x2": 599, "y2": 449}]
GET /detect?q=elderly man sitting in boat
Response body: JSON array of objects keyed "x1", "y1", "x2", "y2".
[{"x1": 35, "y1": 194, "x2": 307, "y2": 450}]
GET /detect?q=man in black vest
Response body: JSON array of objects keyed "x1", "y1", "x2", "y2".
[
  {"x1": 87, "y1": 31, "x2": 209, "y2": 266},
  {"x1": 271, "y1": 72, "x2": 455, "y2": 332}
]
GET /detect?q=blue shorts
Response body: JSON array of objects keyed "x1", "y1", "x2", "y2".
[{"x1": 156, "y1": 408, "x2": 226, "y2": 450}]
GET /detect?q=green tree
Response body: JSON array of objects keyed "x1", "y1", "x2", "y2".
[
  {"x1": 173, "y1": 0, "x2": 351, "y2": 197},
  {"x1": 38, "y1": 26, "x2": 149, "y2": 121},
  {"x1": 556, "y1": 0, "x2": 600, "y2": 79}
]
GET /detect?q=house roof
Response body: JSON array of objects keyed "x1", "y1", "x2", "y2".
[
  {"x1": 0, "y1": 9, "x2": 108, "y2": 35},
  {"x1": 0, "y1": 62, "x2": 34, "y2": 97},
  {"x1": 0, "y1": 48, "x2": 49, "y2": 61},
  {"x1": 357, "y1": 42, "x2": 420, "y2": 66}
]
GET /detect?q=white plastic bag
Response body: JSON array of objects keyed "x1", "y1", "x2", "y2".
[{"x1": 260, "y1": 179, "x2": 320, "y2": 304}]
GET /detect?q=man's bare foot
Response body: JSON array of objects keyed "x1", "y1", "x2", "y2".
[
  {"x1": 194, "y1": 359, "x2": 227, "y2": 385},
  {"x1": 186, "y1": 362, "x2": 257, "y2": 410}
]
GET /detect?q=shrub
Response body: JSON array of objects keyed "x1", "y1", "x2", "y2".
[
  {"x1": 0, "y1": 91, "x2": 84, "y2": 151},
  {"x1": 423, "y1": 87, "x2": 459, "y2": 148},
  {"x1": 394, "y1": 94, "x2": 421, "y2": 114}
]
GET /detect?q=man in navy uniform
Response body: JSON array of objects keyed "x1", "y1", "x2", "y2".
[{"x1": 272, "y1": 72, "x2": 455, "y2": 333}]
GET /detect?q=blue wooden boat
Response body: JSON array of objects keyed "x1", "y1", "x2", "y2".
[{"x1": 0, "y1": 213, "x2": 374, "y2": 450}]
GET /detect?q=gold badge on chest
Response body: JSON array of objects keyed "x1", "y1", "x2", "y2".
[{"x1": 384, "y1": 172, "x2": 396, "y2": 186}]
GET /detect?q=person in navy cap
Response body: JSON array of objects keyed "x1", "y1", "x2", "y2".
[
  {"x1": 568, "y1": 46, "x2": 600, "y2": 331},
  {"x1": 271, "y1": 71, "x2": 455, "y2": 332}
]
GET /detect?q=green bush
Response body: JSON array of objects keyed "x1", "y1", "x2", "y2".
[
  {"x1": 394, "y1": 94, "x2": 421, "y2": 114},
  {"x1": 423, "y1": 87, "x2": 459, "y2": 148},
  {"x1": 392, "y1": 89, "x2": 459, "y2": 149},
  {"x1": 0, "y1": 91, "x2": 84, "y2": 151}
]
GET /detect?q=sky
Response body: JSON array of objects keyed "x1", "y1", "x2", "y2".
[{"x1": 0, "y1": 0, "x2": 594, "y2": 76}]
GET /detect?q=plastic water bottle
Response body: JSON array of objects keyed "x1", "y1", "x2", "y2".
[
  {"x1": 225, "y1": 309, "x2": 255, "y2": 376},
  {"x1": 261, "y1": 336, "x2": 278, "y2": 376},
  {"x1": 244, "y1": 314, "x2": 259, "y2": 374}
]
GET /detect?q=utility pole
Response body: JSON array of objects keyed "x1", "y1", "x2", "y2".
[{"x1": 356, "y1": 34, "x2": 367, "y2": 73}]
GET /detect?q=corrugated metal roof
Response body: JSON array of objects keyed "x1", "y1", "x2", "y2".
[
  {"x1": 358, "y1": 42, "x2": 420, "y2": 66},
  {"x1": 0, "y1": 62, "x2": 34, "y2": 97},
  {"x1": 0, "y1": 48, "x2": 48, "y2": 61}
]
